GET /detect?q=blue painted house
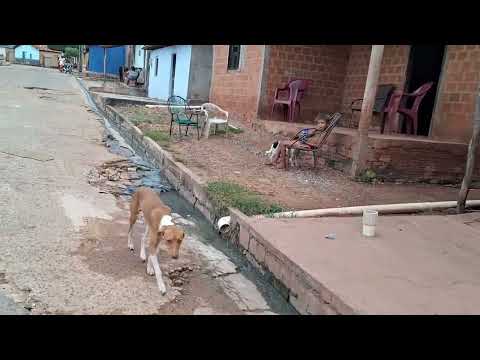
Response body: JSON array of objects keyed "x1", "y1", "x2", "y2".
[
  {"x1": 144, "y1": 45, "x2": 213, "y2": 102},
  {"x1": 14, "y1": 45, "x2": 40, "y2": 65},
  {"x1": 87, "y1": 45, "x2": 127, "y2": 75}
]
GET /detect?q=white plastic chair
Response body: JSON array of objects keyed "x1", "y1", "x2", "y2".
[{"x1": 201, "y1": 103, "x2": 229, "y2": 139}]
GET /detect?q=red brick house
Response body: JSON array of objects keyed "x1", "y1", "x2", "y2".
[{"x1": 210, "y1": 45, "x2": 480, "y2": 183}]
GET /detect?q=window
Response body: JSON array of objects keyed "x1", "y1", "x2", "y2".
[
  {"x1": 22, "y1": 51, "x2": 26, "y2": 59},
  {"x1": 138, "y1": 48, "x2": 141, "y2": 56},
  {"x1": 227, "y1": 45, "x2": 241, "y2": 70},
  {"x1": 30, "y1": 53, "x2": 32, "y2": 59},
  {"x1": 155, "y1": 58, "x2": 159, "y2": 76}
]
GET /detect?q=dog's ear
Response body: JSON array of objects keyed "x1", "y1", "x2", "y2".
[{"x1": 158, "y1": 229, "x2": 165, "y2": 238}]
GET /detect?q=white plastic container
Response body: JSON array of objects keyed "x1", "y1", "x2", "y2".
[
  {"x1": 217, "y1": 216, "x2": 231, "y2": 234},
  {"x1": 362, "y1": 209, "x2": 378, "y2": 237}
]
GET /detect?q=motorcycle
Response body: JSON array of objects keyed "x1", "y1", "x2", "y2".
[{"x1": 63, "y1": 63, "x2": 73, "y2": 74}]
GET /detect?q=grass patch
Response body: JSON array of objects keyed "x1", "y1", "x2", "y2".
[
  {"x1": 206, "y1": 181, "x2": 283, "y2": 217},
  {"x1": 144, "y1": 130, "x2": 170, "y2": 148},
  {"x1": 119, "y1": 106, "x2": 169, "y2": 126}
]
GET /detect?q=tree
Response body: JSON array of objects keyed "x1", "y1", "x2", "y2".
[
  {"x1": 47, "y1": 45, "x2": 81, "y2": 55},
  {"x1": 63, "y1": 47, "x2": 79, "y2": 58}
]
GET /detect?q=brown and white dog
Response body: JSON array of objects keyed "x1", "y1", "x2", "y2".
[{"x1": 128, "y1": 187, "x2": 185, "y2": 295}]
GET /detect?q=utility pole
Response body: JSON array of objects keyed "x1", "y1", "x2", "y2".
[{"x1": 78, "y1": 45, "x2": 83, "y2": 73}]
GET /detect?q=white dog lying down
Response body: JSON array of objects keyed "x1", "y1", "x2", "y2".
[{"x1": 265, "y1": 140, "x2": 300, "y2": 167}]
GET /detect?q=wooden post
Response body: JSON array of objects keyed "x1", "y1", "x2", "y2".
[
  {"x1": 350, "y1": 45, "x2": 385, "y2": 177},
  {"x1": 103, "y1": 47, "x2": 107, "y2": 85},
  {"x1": 144, "y1": 48, "x2": 149, "y2": 91},
  {"x1": 457, "y1": 89, "x2": 480, "y2": 213}
]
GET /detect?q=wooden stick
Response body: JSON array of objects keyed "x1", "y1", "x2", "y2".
[{"x1": 458, "y1": 90, "x2": 480, "y2": 213}]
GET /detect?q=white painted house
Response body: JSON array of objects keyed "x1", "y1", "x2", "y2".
[
  {"x1": 144, "y1": 45, "x2": 213, "y2": 102},
  {"x1": 133, "y1": 45, "x2": 145, "y2": 69}
]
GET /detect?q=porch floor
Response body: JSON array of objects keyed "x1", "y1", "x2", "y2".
[
  {"x1": 250, "y1": 212, "x2": 480, "y2": 314},
  {"x1": 258, "y1": 119, "x2": 468, "y2": 146}
]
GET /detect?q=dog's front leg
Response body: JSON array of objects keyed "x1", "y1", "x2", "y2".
[
  {"x1": 127, "y1": 227, "x2": 135, "y2": 251},
  {"x1": 140, "y1": 226, "x2": 148, "y2": 262},
  {"x1": 148, "y1": 254, "x2": 167, "y2": 295}
]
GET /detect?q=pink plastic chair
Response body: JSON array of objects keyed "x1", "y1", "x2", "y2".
[
  {"x1": 271, "y1": 79, "x2": 312, "y2": 122},
  {"x1": 382, "y1": 82, "x2": 434, "y2": 135}
]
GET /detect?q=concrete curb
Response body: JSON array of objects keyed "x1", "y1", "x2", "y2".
[{"x1": 88, "y1": 90, "x2": 352, "y2": 315}]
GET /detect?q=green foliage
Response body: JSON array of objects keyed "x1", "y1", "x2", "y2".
[
  {"x1": 206, "y1": 181, "x2": 283, "y2": 217},
  {"x1": 63, "y1": 47, "x2": 79, "y2": 58},
  {"x1": 359, "y1": 169, "x2": 377, "y2": 183},
  {"x1": 48, "y1": 45, "x2": 79, "y2": 52},
  {"x1": 144, "y1": 130, "x2": 170, "y2": 147}
]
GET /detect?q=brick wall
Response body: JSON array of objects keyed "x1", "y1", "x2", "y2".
[
  {"x1": 316, "y1": 130, "x2": 480, "y2": 183},
  {"x1": 367, "y1": 137, "x2": 480, "y2": 183},
  {"x1": 431, "y1": 45, "x2": 480, "y2": 143},
  {"x1": 210, "y1": 45, "x2": 265, "y2": 125},
  {"x1": 341, "y1": 45, "x2": 410, "y2": 128},
  {"x1": 258, "y1": 45, "x2": 350, "y2": 123}
]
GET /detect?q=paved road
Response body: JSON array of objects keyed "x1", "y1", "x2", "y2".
[{"x1": 0, "y1": 65, "x2": 288, "y2": 315}]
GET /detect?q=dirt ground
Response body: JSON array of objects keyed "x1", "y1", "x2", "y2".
[
  {"x1": 72, "y1": 197, "x2": 244, "y2": 315},
  {"x1": 0, "y1": 66, "x2": 286, "y2": 315},
  {"x1": 114, "y1": 104, "x2": 480, "y2": 211}
]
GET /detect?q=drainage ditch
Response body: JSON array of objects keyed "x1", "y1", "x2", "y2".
[{"x1": 77, "y1": 79, "x2": 297, "y2": 315}]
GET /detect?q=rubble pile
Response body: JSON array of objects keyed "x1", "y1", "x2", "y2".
[
  {"x1": 167, "y1": 265, "x2": 195, "y2": 289},
  {"x1": 87, "y1": 158, "x2": 149, "y2": 197}
]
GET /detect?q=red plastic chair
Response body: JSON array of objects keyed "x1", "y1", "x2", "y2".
[
  {"x1": 271, "y1": 79, "x2": 312, "y2": 122},
  {"x1": 382, "y1": 82, "x2": 434, "y2": 135}
]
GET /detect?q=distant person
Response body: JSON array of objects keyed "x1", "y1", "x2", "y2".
[
  {"x1": 58, "y1": 55, "x2": 65, "y2": 71},
  {"x1": 126, "y1": 66, "x2": 139, "y2": 86},
  {"x1": 119, "y1": 66, "x2": 124, "y2": 82},
  {"x1": 136, "y1": 69, "x2": 145, "y2": 85}
]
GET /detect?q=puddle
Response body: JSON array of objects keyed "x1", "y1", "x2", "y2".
[{"x1": 61, "y1": 194, "x2": 113, "y2": 231}]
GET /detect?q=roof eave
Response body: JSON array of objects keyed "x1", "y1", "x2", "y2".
[{"x1": 142, "y1": 45, "x2": 171, "y2": 50}]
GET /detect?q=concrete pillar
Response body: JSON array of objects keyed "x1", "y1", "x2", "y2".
[{"x1": 350, "y1": 45, "x2": 385, "y2": 177}]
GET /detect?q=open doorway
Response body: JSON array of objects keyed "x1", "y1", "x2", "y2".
[
  {"x1": 169, "y1": 53, "x2": 177, "y2": 97},
  {"x1": 404, "y1": 45, "x2": 445, "y2": 136}
]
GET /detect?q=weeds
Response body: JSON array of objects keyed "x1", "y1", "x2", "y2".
[
  {"x1": 144, "y1": 130, "x2": 170, "y2": 148},
  {"x1": 206, "y1": 181, "x2": 283, "y2": 217}
]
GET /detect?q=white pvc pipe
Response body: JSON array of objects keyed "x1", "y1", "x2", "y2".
[
  {"x1": 258, "y1": 200, "x2": 480, "y2": 219},
  {"x1": 145, "y1": 104, "x2": 201, "y2": 109}
]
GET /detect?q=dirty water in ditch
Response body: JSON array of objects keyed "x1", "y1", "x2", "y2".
[{"x1": 79, "y1": 82, "x2": 297, "y2": 315}]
